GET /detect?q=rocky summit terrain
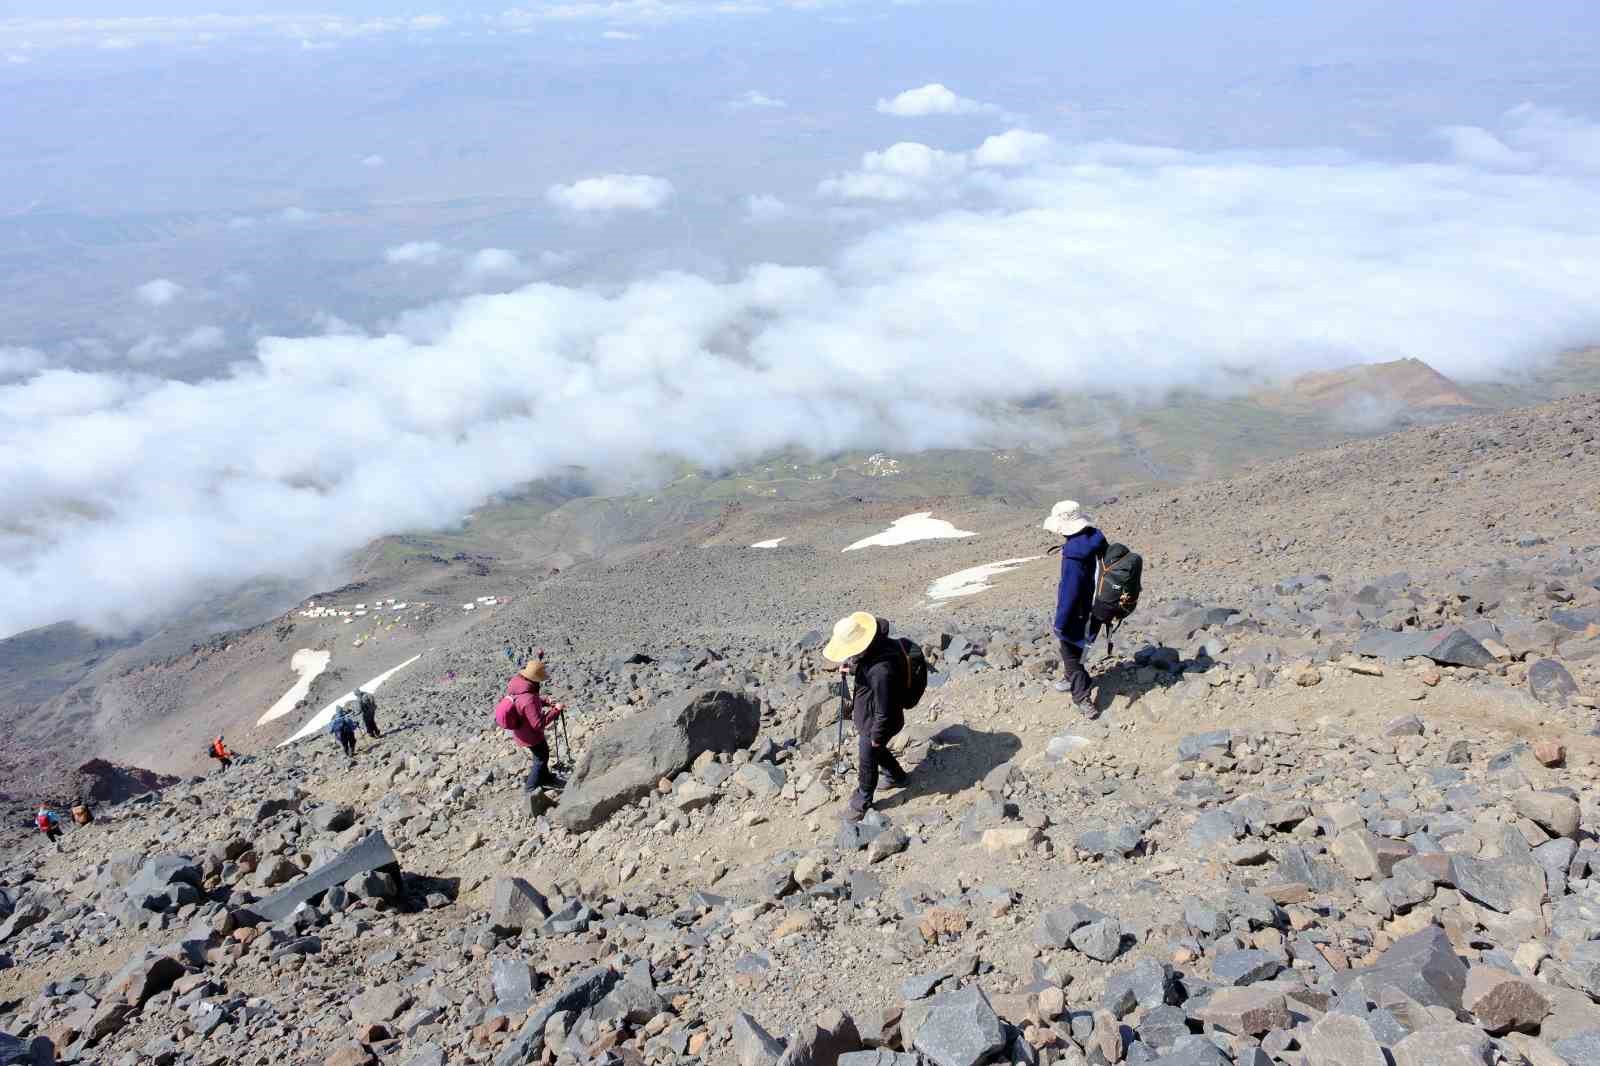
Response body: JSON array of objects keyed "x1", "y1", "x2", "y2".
[{"x1": 3, "y1": 393, "x2": 1600, "y2": 1066}]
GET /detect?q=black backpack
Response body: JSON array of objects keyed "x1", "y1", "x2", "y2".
[
  {"x1": 896, "y1": 638, "x2": 929, "y2": 709},
  {"x1": 1092, "y1": 544, "x2": 1144, "y2": 628}
]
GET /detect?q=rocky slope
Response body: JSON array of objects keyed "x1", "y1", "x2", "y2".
[{"x1": 2, "y1": 394, "x2": 1598, "y2": 1066}]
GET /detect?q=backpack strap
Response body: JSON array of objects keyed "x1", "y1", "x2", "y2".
[{"x1": 900, "y1": 641, "x2": 913, "y2": 691}]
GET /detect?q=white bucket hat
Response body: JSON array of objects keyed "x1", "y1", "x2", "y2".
[
  {"x1": 822, "y1": 611, "x2": 878, "y2": 663},
  {"x1": 1042, "y1": 500, "x2": 1091, "y2": 537}
]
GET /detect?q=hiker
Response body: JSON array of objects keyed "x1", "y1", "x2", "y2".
[
  {"x1": 356, "y1": 687, "x2": 380, "y2": 738},
  {"x1": 35, "y1": 805, "x2": 63, "y2": 850},
  {"x1": 1044, "y1": 499, "x2": 1109, "y2": 716},
  {"x1": 495, "y1": 658, "x2": 566, "y2": 792},
  {"x1": 209, "y1": 735, "x2": 234, "y2": 772},
  {"x1": 329, "y1": 705, "x2": 359, "y2": 762},
  {"x1": 823, "y1": 612, "x2": 912, "y2": 819}
]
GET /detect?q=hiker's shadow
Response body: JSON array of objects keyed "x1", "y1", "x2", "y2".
[
  {"x1": 1090, "y1": 642, "x2": 1205, "y2": 716},
  {"x1": 875, "y1": 724, "x2": 1022, "y2": 813}
]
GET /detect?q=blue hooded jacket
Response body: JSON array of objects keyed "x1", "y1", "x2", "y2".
[{"x1": 1054, "y1": 527, "x2": 1108, "y2": 646}]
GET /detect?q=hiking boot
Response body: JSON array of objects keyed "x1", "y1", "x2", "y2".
[
  {"x1": 884, "y1": 768, "x2": 911, "y2": 789},
  {"x1": 845, "y1": 794, "x2": 869, "y2": 820},
  {"x1": 1053, "y1": 680, "x2": 1072, "y2": 694},
  {"x1": 1074, "y1": 698, "x2": 1099, "y2": 719}
]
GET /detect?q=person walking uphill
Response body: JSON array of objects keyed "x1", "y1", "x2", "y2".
[
  {"x1": 824, "y1": 612, "x2": 921, "y2": 820},
  {"x1": 495, "y1": 658, "x2": 566, "y2": 793},
  {"x1": 36, "y1": 805, "x2": 64, "y2": 851},
  {"x1": 329, "y1": 705, "x2": 359, "y2": 762},
  {"x1": 209, "y1": 735, "x2": 234, "y2": 772},
  {"x1": 1044, "y1": 500, "x2": 1108, "y2": 717},
  {"x1": 356, "y1": 688, "x2": 380, "y2": 739}
]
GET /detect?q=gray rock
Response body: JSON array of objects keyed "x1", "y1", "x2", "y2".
[
  {"x1": 1190, "y1": 987, "x2": 1289, "y2": 1036},
  {"x1": 124, "y1": 855, "x2": 201, "y2": 909},
  {"x1": 1562, "y1": 942, "x2": 1600, "y2": 999},
  {"x1": 1137, "y1": 1004, "x2": 1189, "y2": 1049},
  {"x1": 1450, "y1": 855, "x2": 1545, "y2": 914},
  {"x1": 492, "y1": 959, "x2": 536, "y2": 1015},
  {"x1": 1033, "y1": 905, "x2": 1102, "y2": 950},
  {"x1": 868, "y1": 827, "x2": 911, "y2": 864},
  {"x1": 0, "y1": 904, "x2": 48, "y2": 944},
  {"x1": 1552, "y1": 1030, "x2": 1600, "y2": 1065},
  {"x1": 309, "y1": 803, "x2": 356, "y2": 832},
  {"x1": 494, "y1": 965, "x2": 619, "y2": 1066},
  {"x1": 1528, "y1": 659, "x2": 1580, "y2": 707},
  {"x1": 1156, "y1": 1036, "x2": 1230, "y2": 1066},
  {"x1": 1177, "y1": 732, "x2": 1232, "y2": 761},
  {"x1": 1353, "y1": 627, "x2": 1495, "y2": 667},
  {"x1": 1334, "y1": 925, "x2": 1467, "y2": 1012},
  {"x1": 1389, "y1": 1023, "x2": 1492, "y2": 1066},
  {"x1": 776, "y1": 1008, "x2": 861, "y2": 1066},
  {"x1": 735, "y1": 762, "x2": 787, "y2": 798},
  {"x1": 107, "y1": 951, "x2": 184, "y2": 1007},
  {"x1": 734, "y1": 1011, "x2": 787, "y2": 1066},
  {"x1": 593, "y1": 979, "x2": 667, "y2": 1026},
  {"x1": 1188, "y1": 810, "x2": 1243, "y2": 847},
  {"x1": 402, "y1": 1046, "x2": 445, "y2": 1066},
  {"x1": 247, "y1": 831, "x2": 399, "y2": 923},
  {"x1": 1104, "y1": 959, "x2": 1179, "y2": 1017},
  {"x1": 489, "y1": 877, "x2": 550, "y2": 934},
  {"x1": 907, "y1": 985, "x2": 1006, "y2": 1066},
  {"x1": 1070, "y1": 918, "x2": 1123, "y2": 962},
  {"x1": 1304, "y1": 1012, "x2": 1385, "y2": 1066},
  {"x1": 1211, "y1": 949, "x2": 1281, "y2": 986},
  {"x1": 350, "y1": 984, "x2": 413, "y2": 1026},
  {"x1": 837, "y1": 1054, "x2": 921, "y2": 1066},
  {"x1": 1077, "y1": 826, "x2": 1143, "y2": 858},
  {"x1": 0, "y1": 1033, "x2": 52, "y2": 1066},
  {"x1": 556, "y1": 689, "x2": 761, "y2": 832}
]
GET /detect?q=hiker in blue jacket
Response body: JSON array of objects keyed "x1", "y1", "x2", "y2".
[{"x1": 1044, "y1": 500, "x2": 1108, "y2": 716}]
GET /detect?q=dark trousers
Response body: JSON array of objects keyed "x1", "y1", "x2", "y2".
[
  {"x1": 852, "y1": 701, "x2": 906, "y2": 809},
  {"x1": 525, "y1": 739, "x2": 553, "y2": 792},
  {"x1": 42, "y1": 826, "x2": 62, "y2": 848},
  {"x1": 1059, "y1": 639, "x2": 1092, "y2": 703},
  {"x1": 338, "y1": 730, "x2": 356, "y2": 758},
  {"x1": 214, "y1": 756, "x2": 232, "y2": 772},
  {"x1": 362, "y1": 710, "x2": 380, "y2": 738}
]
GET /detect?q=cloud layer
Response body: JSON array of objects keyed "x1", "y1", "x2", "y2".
[
  {"x1": 5, "y1": 109, "x2": 1600, "y2": 637},
  {"x1": 876, "y1": 83, "x2": 997, "y2": 117},
  {"x1": 546, "y1": 174, "x2": 675, "y2": 213}
]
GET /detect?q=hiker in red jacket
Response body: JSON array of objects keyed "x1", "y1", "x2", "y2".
[
  {"x1": 36, "y1": 805, "x2": 64, "y2": 850},
  {"x1": 495, "y1": 659, "x2": 566, "y2": 792},
  {"x1": 209, "y1": 735, "x2": 234, "y2": 772}
]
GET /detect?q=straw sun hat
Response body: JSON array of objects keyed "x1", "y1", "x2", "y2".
[
  {"x1": 1042, "y1": 500, "x2": 1091, "y2": 537},
  {"x1": 823, "y1": 611, "x2": 878, "y2": 663},
  {"x1": 518, "y1": 659, "x2": 549, "y2": 682}
]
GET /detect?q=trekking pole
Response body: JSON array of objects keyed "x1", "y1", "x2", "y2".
[{"x1": 835, "y1": 669, "x2": 849, "y2": 755}]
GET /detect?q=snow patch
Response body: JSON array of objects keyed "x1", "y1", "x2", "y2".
[
  {"x1": 750, "y1": 537, "x2": 786, "y2": 549},
  {"x1": 844, "y1": 512, "x2": 975, "y2": 552},
  {"x1": 257, "y1": 648, "x2": 332, "y2": 725},
  {"x1": 280, "y1": 654, "x2": 421, "y2": 745},
  {"x1": 927, "y1": 557, "x2": 1040, "y2": 600}
]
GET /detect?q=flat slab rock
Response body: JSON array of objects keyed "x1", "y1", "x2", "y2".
[{"x1": 1353, "y1": 627, "x2": 1495, "y2": 668}]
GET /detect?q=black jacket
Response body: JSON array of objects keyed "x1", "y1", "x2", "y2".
[{"x1": 852, "y1": 622, "x2": 906, "y2": 745}]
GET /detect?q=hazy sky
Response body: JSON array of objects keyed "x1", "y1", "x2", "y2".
[{"x1": 3, "y1": 0, "x2": 1600, "y2": 636}]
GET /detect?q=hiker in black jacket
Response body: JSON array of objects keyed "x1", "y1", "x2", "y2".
[{"x1": 824, "y1": 611, "x2": 911, "y2": 819}]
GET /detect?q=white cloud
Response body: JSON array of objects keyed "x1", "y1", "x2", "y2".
[
  {"x1": 601, "y1": 30, "x2": 641, "y2": 40},
  {"x1": 9, "y1": 112, "x2": 1600, "y2": 637},
  {"x1": 730, "y1": 90, "x2": 788, "y2": 110},
  {"x1": 227, "y1": 216, "x2": 258, "y2": 230},
  {"x1": 279, "y1": 206, "x2": 318, "y2": 223},
  {"x1": 385, "y1": 241, "x2": 449, "y2": 266},
  {"x1": 360, "y1": 154, "x2": 386, "y2": 168},
  {"x1": 127, "y1": 326, "x2": 227, "y2": 364},
  {"x1": 743, "y1": 194, "x2": 790, "y2": 223},
  {"x1": 818, "y1": 141, "x2": 970, "y2": 201},
  {"x1": 876, "y1": 83, "x2": 997, "y2": 117},
  {"x1": 459, "y1": 248, "x2": 532, "y2": 288},
  {"x1": 0, "y1": 346, "x2": 47, "y2": 380},
  {"x1": 135, "y1": 278, "x2": 184, "y2": 307},
  {"x1": 973, "y1": 129, "x2": 1054, "y2": 168},
  {"x1": 546, "y1": 174, "x2": 674, "y2": 213}
]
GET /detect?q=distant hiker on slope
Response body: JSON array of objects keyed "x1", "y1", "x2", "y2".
[
  {"x1": 356, "y1": 687, "x2": 380, "y2": 739},
  {"x1": 329, "y1": 705, "x2": 359, "y2": 763},
  {"x1": 208, "y1": 735, "x2": 234, "y2": 772},
  {"x1": 35, "y1": 805, "x2": 64, "y2": 850},
  {"x1": 1044, "y1": 500, "x2": 1108, "y2": 718},
  {"x1": 496, "y1": 658, "x2": 567, "y2": 793},
  {"x1": 823, "y1": 612, "x2": 928, "y2": 820}
]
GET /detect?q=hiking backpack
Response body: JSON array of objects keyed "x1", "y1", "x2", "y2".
[
  {"x1": 1092, "y1": 543, "x2": 1144, "y2": 629},
  {"x1": 897, "y1": 638, "x2": 929, "y2": 709},
  {"x1": 493, "y1": 695, "x2": 524, "y2": 732}
]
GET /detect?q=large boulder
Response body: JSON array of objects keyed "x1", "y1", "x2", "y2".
[
  {"x1": 556, "y1": 689, "x2": 761, "y2": 832},
  {"x1": 1527, "y1": 659, "x2": 1580, "y2": 707},
  {"x1": 1334, "y1": 924, "x2": 1467, "y2": 1011},
  {"x1": 1354, "y1": 627, "x2": 1495, "y2": 668},
  {"x1": 904, "y1": 985, "x2": 1006, "y2": 1066},
  {"x1": 247, "y1": 831, "x2": 399, "y2": 923}
]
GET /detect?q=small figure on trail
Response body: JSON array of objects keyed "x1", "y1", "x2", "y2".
[
  {"x1": 356, "y1": 687, "x2": 380, "y2": 739},
  {"x1": 208, "y1": 735, "x2": 234, "y2": 772},
  {"x1": 329, "y1": 705, "x2": 359, "y2": 762},
  {"x1": 1043, "y1": 500, "x2": 1108, "y2": 717},
  {"x1": 824, "y1": 612, "x2": 926, "y2": 820},
  {"x1": 35, "y1": 805, "x2": 63, "y2": 850},
  {"x1": 495, "y1": 658, "x2": 566, "y2": 793}
]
